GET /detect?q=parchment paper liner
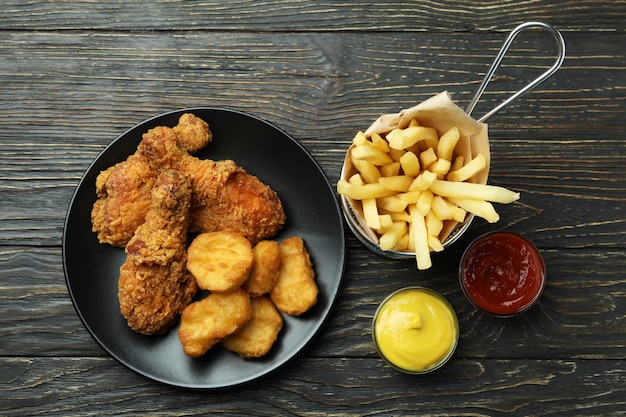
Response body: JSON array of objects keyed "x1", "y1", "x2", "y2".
[{"x1": 340, "y1": 91, "x2": 490, "y2": 258}]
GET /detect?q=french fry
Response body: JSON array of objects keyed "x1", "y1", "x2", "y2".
[
  {"x1": 362, "y1": 198, "x2": 381, "y2": 229},
  {"x1": 380, "y1": 208, "x2": 411, "y2": 223},
  {"x1": 429, "y1": 158, "x2": 451, "y2": 176},
  {"x1": 378, "y1": 214, "x2": 393, "y2": 228},
  {"x1": 428, "y1": 234, "x2": 445, "y2": 252},
  {"x1": 419, "y1": 147, "x2": 437, "y2": 168},
  {"x1": 395, "y1": 233, "x2": 410, "y2": 251},
  {"x1": 409, "y1": 170, "x2": 437, "y2": 191},
  {"x1": 351, "y1": 158, "x2": 380, "y2": 184},
  {"x1": 378, "y1": 175, "x2": 414, "y2": 192},
  {"x1": 348, "y1": 173, "x2": 364, "y2": 186},
  {"x1": 379, "y1": 221, "x2": 408, "y2": 251},
  {"x1": 429, "y1": 180, "x2": 520, "y2": 204},
  {"x1": 337, "y1": 180, "x2": 396, "y2": 200},
  {"x1": 431, "y1": 195, "x2": 453, "y2": 220},
  {"x1": 352, "y1": 131, "x2": 368, "y2": 146},
  {"x1": 380, "y1": 161, "x2": 401, "y2": 177},
  {"x1": 399, "y1": 151, "x2": 420, "y2": 176},
  {"x1": 450, "y1": 155, "x2": 465, "y2": 172},
  {"x1": 370, "y1": 132, "x2": 390, "y2": 153},
  {"x1": 444, "y1": 198, "x2": 468, "y2": 222},
  {"x1": 396, "y1": 190, "x2": 421, "y2": 204},
  {"x1": 447, "y1": 153, "x2": 487, "y2": 182},
  {"x1": 389, "y1": 147, "x2": 406, "y2": 162},
  {"x1": 376, "y1": 195, "x2": 408, "y2": 212},
  {"x1": 447, "y1": 197, "x2": 500, "y2": 223},
  {"x1": 409, "y1": 204, "x2": 431, "y2": 270},
  {"x1": 416, "y1": 189, "x2": 434, "y2": 216},
  {"x1": 425, "y1": 211, "x2": 443, "y2": 237},
  {"x1": 351, "y1": 143, "x2": 394, "y2": 166},
  {"x1": 436, "y1": 126, "x2": 460, "y2": 161},
  {"x1": 387, "y1": 126, "x2": 438, "y2": 150}
]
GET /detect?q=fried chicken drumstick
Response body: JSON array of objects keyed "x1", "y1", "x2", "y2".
[
  {"x1": 91, "y1": 114, "x2": 212, "y2": 247},
  {"x1": 118, "y1": 169, "x2": 198, "y2": 335},
  {"x1": 137, "y1": 125, "x2": 286, "y2": 245}
]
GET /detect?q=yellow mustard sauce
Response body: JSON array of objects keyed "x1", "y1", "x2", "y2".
[{"x1": 374, "y1": 288, "x2": 458, "y2": 373}]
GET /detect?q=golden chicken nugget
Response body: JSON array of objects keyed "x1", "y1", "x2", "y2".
[
  {"x1": 242, "y1": 240, "x2": 281, "y2": 297},
  {"x1": 270, "y1": 237, "x2": 318, "y2": 316},
  {"x1": 178, "y1": 289, "x2": 252, "y2": 358},
  {"x1": 220, "y1": 296, "x2": 284, "y2": 358},
  {"x1": 186, "y1": 231, "x2": 254, "y2": 292}
]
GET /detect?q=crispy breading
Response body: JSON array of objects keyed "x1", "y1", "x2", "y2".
[
  {"x1": 242, "y1": 240, "x2": 281, "y2": 297},
  {"x1": 136, "y1": 128, "x2": 286, "y2": 245},
  {"x1": 172, "y1": 113, "x2": 212, "y2": 153},
  {"x1": 118, "y1": 170, "x2": 197, "y2": 335},
  {"x1": 91, "y1": 154, "x2": 159, "y2": 247},
  {"x1": 178, "y1": 289, "x2": 252, "y2": 358},
  {"x1": 221, "y1": 296, "x2": 283, "y2": 358},
  {"x1": 270, "y1": 237, "x2": 318, "y2": 316},
  {"x1": 91, "y1": 114, "x2": 212, "y2": 247},
  {"x1": 189, "y1": 169, "x2": 286, "y2": 245},
  {"x1": 186, "y1": 231, "x2": 254, "y2": 293}
]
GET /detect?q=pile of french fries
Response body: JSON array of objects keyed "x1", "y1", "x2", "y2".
[{"x1": 337, "y1": 119, "x2": 519, "y2": 270}]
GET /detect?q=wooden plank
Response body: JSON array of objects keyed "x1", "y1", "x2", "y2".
[
  {"x1": 0, "y1": 0, "x2": 625, "y2": 31},
  {"x1": 1, "y1": 357, "x2": 625, "y2": 415}
]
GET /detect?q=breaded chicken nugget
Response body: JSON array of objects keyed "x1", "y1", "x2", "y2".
[
  {"x1": 242, "y1": 240, "x2": 281, "y2": 297},
  {"x1": 270, "y1": 237, "x2": 318, "y2": 316},
  {"x1": 186, "y1": 231, "x2": 254, "y2": 292},
  {"x1": 178, "y1": 289, "x2": 252, "y2": 358},
  {"x1": 220, "y1": 296, "x2": 283, "y2": 358}
]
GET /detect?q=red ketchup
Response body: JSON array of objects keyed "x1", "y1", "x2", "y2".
[{"x1": 459, "y1": 231, "x2": 546, "y2": 317}]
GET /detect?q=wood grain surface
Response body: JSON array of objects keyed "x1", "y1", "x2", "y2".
[{"x1": 1, "y1": 1, "x2": 625, "y2": 416}]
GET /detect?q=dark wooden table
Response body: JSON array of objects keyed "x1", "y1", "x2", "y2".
[{"x1": 2, "y1": 1, "x2": 625, "y2": 415}]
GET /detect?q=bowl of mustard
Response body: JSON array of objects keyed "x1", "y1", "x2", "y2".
[{"x1": 372, "y1": 286, "x2": 459, "y2": 374}]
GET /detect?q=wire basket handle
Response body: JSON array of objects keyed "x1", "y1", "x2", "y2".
[{"x1": 465, "y1": 21, "x2": 566, "y2": 123}]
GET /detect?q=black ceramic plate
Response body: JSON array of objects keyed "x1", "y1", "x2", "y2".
[{"x1": 63, "y1": 108, "x2": 346, "y2": 389}]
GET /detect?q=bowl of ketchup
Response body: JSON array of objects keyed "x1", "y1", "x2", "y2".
[{"x1": 459, "y1": 231, "x2": 546, "y2": 317}]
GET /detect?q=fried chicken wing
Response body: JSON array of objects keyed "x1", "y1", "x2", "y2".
[
  {"x1": 118, "y1": 170, "x2": 197, "y2": 335},
  {"x1": 190, "y1": 168, "x2": 286, "y2": 245},
  {"x1": 91, "y1": 114, "x2": 212, "y2": 247},
  {"x1": 137, "y1": 126, "x2": 286, "y2": 244}
]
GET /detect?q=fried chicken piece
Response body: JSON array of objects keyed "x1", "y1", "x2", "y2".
[
  {"x1": 172, "y1": 113, "x2": 212, "y2": 153},
  {"x1": 270, "y1": 237, "x2": 318, "y2": 316},
  {"x1": 91, "y1": 114, "x2": 211, "y2": 247},
  {"x1": 186, "y1": 231, "x2": 254, "y2": 293},
  {"x1": 178, "y1": 289, "x2": 252, "y2": 358},
  {"x1": 92, "y1": 154, "x2": 159, "y2": 247},
  {"x1": 118, "y1": 170, "x2": 198, "y2": 335},
  {"x1": 221, "y1": 296, "x2": 283, "y2": 358},
  {"x1": 191, "y1": 169, "x2": 286, "y2": 246},
  {"x1": 138, "y1": 126, "x2": 286, "y2": 244}
]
